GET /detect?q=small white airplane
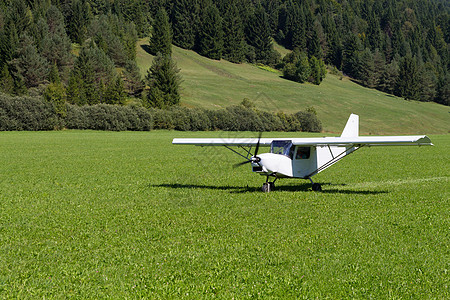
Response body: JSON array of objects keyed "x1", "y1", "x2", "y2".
[{"x1": 173, "y1": 114, "x2": 433, "y2": 192}]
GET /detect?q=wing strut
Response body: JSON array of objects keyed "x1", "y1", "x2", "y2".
[{"x1": 306, "y1": 145, "x2": 364, "y2": 178}]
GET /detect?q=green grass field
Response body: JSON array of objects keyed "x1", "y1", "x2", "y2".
[
  {"x1": 136, "y1": 39, "x2": 449, "y2": 135},
  {"x1": 0, "y1": 131, "x2": 448, "y2": 298}
]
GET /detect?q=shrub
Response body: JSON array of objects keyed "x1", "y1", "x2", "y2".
[
  {"x1": 65, "y1": 104, "x2": 153, "y2": 131},
  {"x1": 0, "y1": 93, "x2": 61, "y2": 130}
]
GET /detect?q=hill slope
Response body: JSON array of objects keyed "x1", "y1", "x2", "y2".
[{"x1": 136, "y1": 39, "x2": 449, "y2": 135}]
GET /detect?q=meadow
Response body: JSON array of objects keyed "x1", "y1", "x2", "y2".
[
  {"x1": 136, "y1": 39, "x2": 450, "y2": 135},
  {"x1": 0, "y1": 130, "x2": 448, "y2": 298}
]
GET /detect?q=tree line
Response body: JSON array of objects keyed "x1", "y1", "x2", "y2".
[{"x1": 0, "y1": 0, "x2": 448, "y2": 113}]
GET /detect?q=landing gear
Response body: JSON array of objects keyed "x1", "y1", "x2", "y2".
[
  {"x1": 309, "y1": 178, "x2": 322, "y2": 192},
  {"x1": 261, "y1": 176, "x2": 277, "y2": 193},
  {"x1": 312, "y1": 183, "x2": 322, "y2": 191}
]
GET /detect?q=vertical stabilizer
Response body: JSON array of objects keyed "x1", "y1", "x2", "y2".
[{"x1": 341, "y1": 114, "x2": 359, "y2": 137}]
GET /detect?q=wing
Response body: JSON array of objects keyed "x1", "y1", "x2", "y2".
[
  {"x1": 172, "y1": 136, "x2": 433, "y2": 147},
  {"x1": 290, "y1": 135, "x2": 433, "y2": 147},
  {"x1": 172, "y1": 138, "x2": 274, "y2": 147}
]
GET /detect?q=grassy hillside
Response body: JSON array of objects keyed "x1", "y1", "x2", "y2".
[{"x1": 136, "y1": 39, "x2": 449, "y2": 135}]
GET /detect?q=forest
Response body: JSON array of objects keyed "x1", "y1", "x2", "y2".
[{"x1": 0, "y1": 0, "x2": 448, "y2": 123}]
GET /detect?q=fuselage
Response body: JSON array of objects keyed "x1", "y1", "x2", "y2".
[{"x1": 251, "y1": 141, "x2": 351, "y2": 179}]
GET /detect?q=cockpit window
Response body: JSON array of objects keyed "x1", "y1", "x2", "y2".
[
  {"x1": 270, "y1": 140, "x2": 293, "y2": 158},
  {"x1": 295, "y1": 147, "x2": 311, "y2": 159}
]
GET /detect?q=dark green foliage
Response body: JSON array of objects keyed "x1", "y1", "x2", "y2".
[
  {"x1": 0, "y1": 93, "x2": 60, "y2": 130},
  {"x1": 44, "y1": 63, "x2": 67, "y2": 117},
  {"x1": 41, "y1": 5, "x2": 73, "y2": 70},
  {"x1": 66, "y1": 0, "x2": 91, "y2": 44},
  {"x1": 222, "y1": 2, "x2": 245, "y2": 63},
  {"x1": 123, "y1": 60, "x2": 144, "y2": 97},
  {"x1": 0, "y1": 64, "x2": 14, "y2": 94},
  {"x1": 149, "y1": 7, "x2": 172, "y2": 56},
  {"x1": 294, "y1": 108, "x2": 322, "y2": 133},
  {"x1": 308, "y1": 56, "x2": 326, "y2": 85},
  {"x1": 10, "y1": 33, "x2": 49, "y2": 88},
  {"x1": 284, "y1": 1, "x2": 306, "y2": 50},
  {"x1": 282, "y1": 49, "x2": 326, "y2": 85},
  {"x1": 67, "y1": 42, "x2": 116, "y2": 105},
  {"x1": 396, "y1": 55, "x2": 420, "y2": 100},
  {"x1": 65, "y1": 104, "x2": 153, "y2": 131},
  {"x1": 171, "y1": 0, "x2": 198, "y2": 50},
  {"x1": 245, "y1": 5, "x2": 274, "y2": 64},
  {"x1": 283, "y1": 49, "x2": 310, "y2": 83},
  {"x1": 379, "y1": 58, "x2": 399, "y2": 94},
  {"x1": 343, "y1": 34, "x2": 362, "y2": 78},
  {"x1": 149, "y1": 100, "x2": 321, "y2": 132},
  {"x1": 197, "y1": 3, "x2": 223, "y2": 60},
  {"x1": 144, "y1": 53, "x2": 182, "y2": 108},
  {"x1": 104, "y1": 76, "x2": 126, "y2": 105}
]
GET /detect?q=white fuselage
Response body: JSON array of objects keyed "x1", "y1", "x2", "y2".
[{"x1": 252, "y1": 145, "x2": 352, "y2": 179}]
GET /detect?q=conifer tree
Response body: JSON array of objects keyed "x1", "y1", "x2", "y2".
[
  {"x1": 41, "y1": 5, "x2": 73, "y2": 70},
  {"x1": 104, "y1": 75, "x2": 126, "y2": 105},
  {"x1": 309, "y1": 56, "x2": 326, "y2": 85},
  {"x1": 245, "y1": 5, "x2": 273, "y2": 63},
  {"x1": 44, "y1": 63, "x2": 67, "y2": 117},
  {"x1": 66, "y1": 0, "x2": 91, "y2": 44},
  {"x1": 396, "y1": 55, "x2": 420, "y2": 100},
  {"x1": 171, "y1": 0, "x2": 198, "y2": 50},
  {"x1": 222, "y1": 2, "x2": 245, "y2": 63},
  {"x1": 198, "y1": 3, "x2": 223, "y2": 60},
  {"x1": 144, "y1": 53, "x2": 182, "y2": 108},
  {"x1": 11, "y1": 33, "x2": 49, "y2": 88},
  {"x1": 149, "y1": 7, "x2": 172, "y2": 56},
  {"x1": 0, "y1": 64, "x2": 14, "y2": 94}
]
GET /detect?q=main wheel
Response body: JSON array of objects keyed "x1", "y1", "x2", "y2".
[
  {"x1": 312, "y1": 183, "x2": 322, "y2": 191},
  {"x1": 261, "y1": 182, "x2": 271, "y2": 193},
  {"x1": 269, "y1": 182, "x2": 275, "y2": 190}
]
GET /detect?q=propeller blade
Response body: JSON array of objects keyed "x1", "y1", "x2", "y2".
[
  {"x1": 233, "y1": 160, "x2": 252, "y2": 168},
  {"x1": 254, "y1": 132, "x2": 262, "y2": 156}
]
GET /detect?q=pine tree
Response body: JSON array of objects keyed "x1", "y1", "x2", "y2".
[
  {"x1": 44, "y1": 63, "x2": 67, "y2": 117},
  {"x1": 343, "y1": 34, "x2": 361, "y2": 78},
  {"x1": 285, "y1": 1, "x2": 305, "y2": 50},
  {"x1": 309, "y1": 56, "x2": 326, "y2": 85},
  {"x1": 66, "y1": 0, "x2": 91, "y2": 44},
  {"x1": 379, "y1": 58, "x2": 399, "y2": 94},
  {"x1": 197, "y1": 3, "x2": 223, "y2": 60},
  {"x1": 10, "y1": 33, "x2": 49, "y2": 88},
  {"x1": 144, "y1": 53, "x2": 182, "y2": 108},
  {"x1": 222, "y1": 1, "x2": 245, "y2": 63},
  {"x1": 245, "y1": 5, "x2": 273, "y2": 63},
  {"x1": 396, "y1": 55, "x2": 420, "y2": 100},
  {"x1": 359, "y1": 48, "x2": 375, "y2": 87},
  {"x1": 41, "y1": 5, "x2": 73, "y2": 70},
  {"x1": 104, "y1": 75, "x2": 126, "y2": 105},
  {"x1": 149, "y1": 7, "x2": 172, "y2": 56},
  {"x1": 0, "y1": 64, "x2": 14, "y2": 94},
  {"x1": 171, "y1": 0, "x2": 198, "y2": 50}
]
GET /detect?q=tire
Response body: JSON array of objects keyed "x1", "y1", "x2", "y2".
[
  {"x1": 312, "y1": 183, "x2": 322, "y2": 192},
  {"x1": 269, "y1": 182, "x2": 275, "y2": 190},
  {"x1": 261, "y1": 183, "x2": 270, "y2": 192}
]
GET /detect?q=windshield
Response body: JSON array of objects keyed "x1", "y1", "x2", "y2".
[{"x1": 270, "y1": 140, "x2": 293, "y2": 157}]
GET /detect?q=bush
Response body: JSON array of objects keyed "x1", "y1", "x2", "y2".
[
  {"x1": 294, "y1": 110, "x2": 322, "y2": 132},
  {"x1": 65, "y1": 104, "x2": 153, "y2": 131},
  {"x1": 0, "y1": 93, "x2": 61, "y2": 130}
]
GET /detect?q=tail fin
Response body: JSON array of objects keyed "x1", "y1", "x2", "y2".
[{"x1": 341, "y1": 114, "x2": 359, "y2": 137}]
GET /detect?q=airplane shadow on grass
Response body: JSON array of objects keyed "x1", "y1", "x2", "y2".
[{"x1": 150, "y1": 182, "x2": 388, "y2": 195}]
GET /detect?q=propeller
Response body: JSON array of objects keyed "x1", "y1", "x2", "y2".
[{"x1": 233, "y1": 132, "x2": 262, "y2": 168}]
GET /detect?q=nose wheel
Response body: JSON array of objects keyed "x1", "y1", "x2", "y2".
[{"x1": 261, "y1": 176, "x2": 277, "y2": 192}]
